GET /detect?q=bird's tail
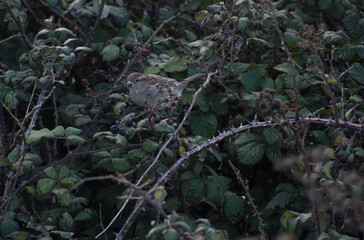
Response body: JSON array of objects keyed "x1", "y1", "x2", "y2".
[{"x1": 179, "y1": 73, "x2": 205, "y2": 89}]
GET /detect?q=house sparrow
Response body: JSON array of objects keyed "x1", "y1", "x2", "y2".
[{"x1": 126, "y1": 72, "x2": 203, "y2": 108}]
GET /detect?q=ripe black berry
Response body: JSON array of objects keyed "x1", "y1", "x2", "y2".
[
  {"x1": 94, "y1": 69, "x2": 105, "y2": 80},
  {"x1": 112, "y1": 67, "x2": 120, "y2": 75},
  {"x1": 110, "y1": 125, "x2": 119, "y2": 134},
  {"x1": 119, "y1": 128, "x2": 126, "y2": 136},
  {"x1": 125, "y1": 119, "x2": 133, "y2": 127},
  {"x1": 81, "y1": 78, "x2": 89, "y2": 87},
  {"x1": 102, "y1": 102, "x2": 112, "y2": 113},
  {"x1": 85, "y1": 102, "x2": 93, "y2": 111},
  {"x1": 259, "y1": 103, "x2": 267, "y2": 110},
  {"x1": 124, "y1": 43, "x2": 134, "y2": 52},
  {"x1": 272, "y1": 100, "x2": 281, "y2": 110},
  {"x1": 140, "y1": 48, "x2": 150, "y2": 57},
  {"x1": 154, "y1": 117, "x2": 161, "y2": 124}
]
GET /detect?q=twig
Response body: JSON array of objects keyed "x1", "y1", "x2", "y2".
[
  {"x1": 87, "y1": 0, "x2": 106, "y2": 45},
  {"x1": 268, "y1": 2, "x2": 299, "y2": 121},
  {"x1": 228, "y1": 160, "x2": 267, "y2": 240},
  {"x1": 0, "y1": 33, "x2": 21, "y2": 44}
]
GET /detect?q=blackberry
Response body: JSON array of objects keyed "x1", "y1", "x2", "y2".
[
  {"x1": 125, "y1": 119, "x2": 133, "y2": 127},
  {"x1": 124, "y1": 43, "x2": 134, "y2": 52},
  {"x1": 154, "y1": 117, "x2": 161, "y2": 124},
  {"x1": 119, "y1": 128, "x2": 126, "y2": 136},
  {"x1": 110, "y1": 125, "x2": 119, "y2": 134},
  {"x1": 112, "y1": 67, "x2": 120, "y2": 75},
  {"x1": 81, "y1": 78, "x2": 89, "y2": 87},
  {"x1": 102, "y1": 102, "x2": 112, "y2": 113},
  {"x1": 94, "y1": 69, "x2": 105, "y2": 80},
  {"x1": 272, "y1": 100, "x2": 281, "y2": 110},
  {"x1": 140, "y1": 48, "x2": 150, "y2": 57},
  {"x1": 85, "y1": 102, "x2": 93, "y2": 111}
]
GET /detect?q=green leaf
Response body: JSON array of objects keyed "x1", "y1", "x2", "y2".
[
  {"x1": 65, "y1": 127, "x2": 83, "y2": 136},
  {"x1": 75, "y1": 210, "x2": 93, "y2": 221},
  {"x1": 164, "y1": 228, "x2": 178, "y2": 240},
  {"x1": 37, "y1": 178, "x2": 56, "y2": 195},
  {"x1": 74, "y1": 116, "x2": 92, "y2": 127},
  {"x1": 236, "y1": 142, "x2": 264, "y2": 165},
  {"x1": 234, "y1": 133, "x2": 263, "y2": 146},
  {"x1": 60, "y1": 177, "x2": 79, "y2": 188},
  {"x1": 52, "y1": 188, "x2": 73, "y2": 207},
  {"x1": 66, "y1": 135, "x2": 86, "y2": 145},
  {"x1": 312, "y1": 130, "x2": 328, "y2": 144},
  {"x1": 163, "y1": 55, "x2": 188, "y2": 72},
  {"x1": 323, "y1": 31, "x2": 348, "y2": 45},
  {"x1": 144, "y1": 66, "x2": 160, "y2": 74},
  {"x1": 335, "y1": 44, "x2": 355, "y2": 61},
  {"x1": 52, "y1": 126, "x2": 65, "y2": 137},
  {"x1": 238, "y1": 17, "x2": 249, "y2": 30},
  {"x1": 0, "y1": 84, "x2": 12, "y2": 98},
  {"x1": 349, "y1": 63, "x2": 364, "y2": 84},
  {"x1": 50, "y1": 230, "x2": 74, "y2": 239},
  {"x1": 101, "y1": 44, "x2": 120, "y2": 61},
  {"x1": 239, "y1": 70, "x2": 262, "y2": 92},
  {"x1": 54, "y1": 27, "x2": 74, "y2": 35},
  {"x1": 284, "y1": 30, "x2": 304, "y2": 48},
  {"x1": 229, "y1": 62, "x2": 250, "y2": 74},
  {"x1": 274, "y1": 62, "x2": 292, "y2": 73},
  {"x1": 5, "y1": 231, "x2": 29, "y2": 240},
  {"x1": 26, "y1": 128, "x2": 55, "y2": 144},
  {"x1": 206, "y1": 180, "x2": 224, "y2": 202},
  {"x1": 266, "y1": 191, "x2": 295, "y2": 209},
  {"x1": 74, "y1": 46, "x2": 93, "y2": 52},
  {"x1": 206, "y1": 93, "x2": 228, "y2": 115},
  {"x1": 225, "y1": 195, "x2": 245, "y2": 219},
  {"x1": 0, "y1": 219, "x2": 19, "y2": 235},
  {"x1": 186, "y1": 179, "x2": 205, "y2": 204},
  {"x1": 262, "y1": 128, "x2": 279, "y2": 145},
  {"x1": 59, "y1": 212, "x2": 74, "y2": 231},
  {"x1": 142, "y1": 139, "x2": 159, "y2": 152},
  {"x1": 112, "y1": 158, "x2": 131, "y2": 172},
  {"x1": 59, "y1": 166, "x2": 71, "y2": 179},
  {"x1": 264, "y1": 145, "x2": 282, "y2": 163},
  {"x1": 356, "y1": 45, "x2": 364, "y2": 58},
  {"x1": 44, "y1": 167, "x2": 57, "y2": 180},
  {"x1": 189, "y1": 111, "x2": 217, "y2": 138},
  {"x1": 155, "y1": 123, "x2": 175, "y2": 133},
  {"x1": 4, "y1": 91, "x2": 19, "y2": 110},
  {"x1": 344, "y1": 12, "x2": 364, "y2": 40},
  {"x1": 318, "y1": 0, "x2": 332, "y2": 11}
]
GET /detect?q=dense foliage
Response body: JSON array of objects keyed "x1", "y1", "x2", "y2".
[{"x1": 1, "y1": 0, "x2": 364, "y2": 239}]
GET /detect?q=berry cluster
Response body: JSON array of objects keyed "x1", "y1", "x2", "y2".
[
  {"x1": 81, "y1": 78, "x2": 89, "y2": 87},
  {"x1": 94, "y1": 69, "x2": 105, "y2": 80},
  {"x1": 124, "y1": 43, "x2": 134, "y2": 52},
  {"x1": 85, "y1": 102, "x2": 93, "y2": 111},
  {"x1": 110, "y1": 125, "x2": 119, "y2": 134},
  {"x1": 140, "y1": 48, "x2": 150, "y2": 57},
  {"x1": 112, "y1": 67, "x2": 120, "y2": 75},
  {"x1": 125, "y1": 119, "x2": 133, "y2": 127},
  {"x1": 102, "y1": 102, "x2": 112, "y2": 113}
]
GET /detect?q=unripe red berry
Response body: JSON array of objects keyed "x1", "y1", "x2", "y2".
[{"x1": 140, "y1": 49, "x2": 150, "y2": 57}]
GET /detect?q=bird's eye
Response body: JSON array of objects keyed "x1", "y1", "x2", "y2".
[{"x1": 135, "y1": 79, "x2": 139, "y2": 83}]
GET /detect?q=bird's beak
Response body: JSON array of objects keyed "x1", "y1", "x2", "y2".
[{"x1": 126, "y1": 81, "x2": 133, "y2": 88}]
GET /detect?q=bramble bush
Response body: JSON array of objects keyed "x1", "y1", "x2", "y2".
[{"x1": 0, "y1": 0, "x2": 364, "y2": 239}]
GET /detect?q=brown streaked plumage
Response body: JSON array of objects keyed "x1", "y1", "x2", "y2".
[{"x1": 126, "y1": 72, "x2": 203, "y2": 108}]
